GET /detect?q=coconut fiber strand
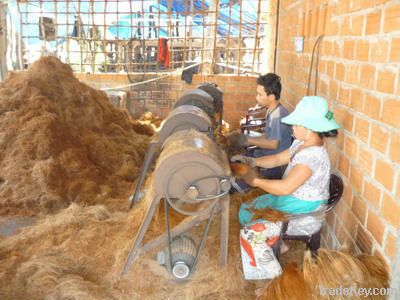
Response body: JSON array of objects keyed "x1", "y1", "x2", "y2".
[{"x1": 0, "y1": 56, "x2": 152, "y2": 215}]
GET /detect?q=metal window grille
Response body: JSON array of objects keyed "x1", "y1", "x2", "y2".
[{"x1": 16, "y1": 0, "x2": 269, "y2": 75}]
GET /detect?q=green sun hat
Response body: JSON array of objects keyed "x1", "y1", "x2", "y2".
[{"x1": 281, "y1": 96, "x2": 340, "y2": 132}]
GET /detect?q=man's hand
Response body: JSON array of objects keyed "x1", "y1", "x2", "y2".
[
  {"x1": 231, "y1": 154, "x2": 256, "y2": 168},
  {"x1": 225, "y1": 130, "x2": 248, "y2": 149}
]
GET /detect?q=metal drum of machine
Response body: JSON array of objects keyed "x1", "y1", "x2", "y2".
[
  {"x1": 129, "y1": 105, "x2": 213, "y2": 205},
  {"x1": 157, "y1": 105, "x2": 212, "y2": 143},
  {"x1": 173, "y1": 88, "x2": 216, "y2": 122},
  {"x1": 154, "y1": 129, "x2": 231, "y2": 216},
  {"x1": 196, "y1": 82, "x2": 224, "y2": 128}
]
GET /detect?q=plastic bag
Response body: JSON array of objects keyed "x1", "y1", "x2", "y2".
[{"x1": 240, "y1": 221, "x2": 282, "y2": 280}]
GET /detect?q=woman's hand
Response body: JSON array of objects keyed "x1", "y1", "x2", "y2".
[
  {"x1": 231, "y1": 154, "x2": 256, "y2": 168},
  {"x1": 242, "y1": 168, "x2": 258, "y2": 186}
]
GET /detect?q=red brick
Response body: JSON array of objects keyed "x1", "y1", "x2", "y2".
[
  {"x1": 364, "y1": 94, "x2": 381, "y2": 121},
  {"x1": 336, "y1": 129, "x2": 344, "y2": 149},
  {"x1": 390, "y1": 38, "x2": 400, "y2": 62},
  {"x1": 338, "y1": 155, "x2": 350, "y2": 177},
  {"x1": 381, "y1": 99, "x2": 400, "y2": 128},
  {"x1": 375, "y1": 159, "x2": 395, "y2": 191},
  {"x1": 363, "y1": 181, "x2": 381, "y2": 210},
  {"x1": 370, "y1": 40, "x2": 389, "y2": 63},
  {"x1": 350, "y1": 89, "x2": 364, "y2": 111},
  {"x1": 340, "y1": 18, "x2": 351, "y2": 36},
  {"x1": 334, "y1": 108, "x2": 354, "y2": 133},
  {"x1": 353, "y1": 196, "x2": 367, "y2": 225},
  {"x1": 370, "y1": 124, "x2": 389, "y2": 154},
  {"x1": 335, "y1": 63, "x2": 345, "y2": 81},
  {"x1": 326, "y1": 60, "x2": 335, "y2": 76},
  {"x1": 332, "y1": 41, "x2": 340, "y2": 57},
  {"x1": 385, "y1": 231, "x2": 397, "y2": 260},
  {"x1": 354, "y1": 117, "x2": 370, "y2": 143},
  {"x1": 367, "y1": 210, "x2": 385, "y2": 245},
  {"x1": 319, "y1": 59, "x2": 328, "y2": 75},
  {"x1": 344, "y1": 136, "x2": 357, "y2": 158},
  {"x1": 376, "y1": 70, "x2": 396, "y2": 94},
  {"x1": 351, "y1": 15, "x2": 364, "y2": 35},
  {"x1": 381, "y1": 193, "x2": 400, "y2": 229},
  {"x1": 311, "y1": 8, "x2": 319, "y2": 37},
  {"x1": 366, "y1": 11, "x2": 382, "y2": 35},
  {"x1": 346, "y1": 65, "x2": 359, "y2": 85},
  {"x1": 319, "y1": 79, "x2": 328, "y2": 96},
  {"x1": 326, "y1": 19, "x2": 339, "y2": 36},
  {"x1": 298, "y1": 12, "x2": 305, "y2": 36},
  {"x1": 360, "y1": 65, "x2": 376, "y2": 89},
  {"x1": 342, "y1": 181, "x2": 354, "y2": 207},
  {"x1": 398, "y1": 179, "x2": 400, "y2": 199},
  {"x1": 383, "y1": 3, "x2": 400, "y2": 33},
  {"x1": 389, "y1": 133, "x2": 400, "y2": 164},
  {"x1": 357, "y1": 146, "x2": 374, "y2": 175},
  {"x1": 355, "y1": 40, "x2": 369, "y2": 61},
  {"x1": 343, "y1": 111, "x2": 354, "y2": 132},
  {"x1": 319, "y1": 5, "x2": 328, "y2": 35},
  {"x1": 343, "y1": 40, "x2": 355, "y2": 59},
  {"x1": 329, "y1": 80, "x2": 339, "y2": 99},
  {"x1": 338, "y1": 85, "x2": 351, "y2": 106},
  {"x1": 303, "y1": 10, "x2": 311, "y2": 37},
  {"x1": 350, "y1": 164, "x2": 364, "y2": 192}
]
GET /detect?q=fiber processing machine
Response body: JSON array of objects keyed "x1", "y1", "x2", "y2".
[{"x1": 123, "y1": 84, "x2": 231, "y2": 280}]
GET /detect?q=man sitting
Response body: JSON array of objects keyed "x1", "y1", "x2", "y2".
[{"x1": 228, "y1": 73, "x2": 292, "y2": 192}]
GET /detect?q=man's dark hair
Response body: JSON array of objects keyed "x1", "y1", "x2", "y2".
[{"x1": 256, "y1": 73, "x2": 282, "y2": 100}]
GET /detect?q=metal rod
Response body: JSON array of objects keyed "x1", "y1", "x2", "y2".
[
  {"x1": 192, "y1": 202, "x2": 218, "y2": 269},
  {"x1": 164, "y1": 197, "x2": 174, "y2": 272}
]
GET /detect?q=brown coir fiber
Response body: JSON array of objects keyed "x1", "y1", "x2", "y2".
[
  {"x1": 0, "y1": 190, "x2": 257, "y2": 300},
  {"x1": 259, "y1": 249, "x2": 389, "y2": 300},
  {"x1": 257, "y1": 262, "x2": 311, "y2": 300},
  {"x1": 0, "y1": 56, "x2": 151, "y2": 215}
]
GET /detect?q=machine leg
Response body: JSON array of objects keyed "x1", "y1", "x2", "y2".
[
  {"x1": 122, "y1": 196, "x2": 161, "y2": 275},
  {"x1": 130, "y1": 142, "x2": 161, "y2": 207},
  {"x1": 219, "y1": 195, "x2": 230, "y2": 266}
]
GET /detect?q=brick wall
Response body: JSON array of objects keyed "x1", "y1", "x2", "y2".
[
  {"x1": 272, "y1": 0, "x2": 400, "y2": 270},
  {"x1": 76, "y1": 73, "x2": 258, "y2": 128}
]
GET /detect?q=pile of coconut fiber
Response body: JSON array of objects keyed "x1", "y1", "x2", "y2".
[{"x1": 0, "y1": 56, "x2": 152, "y2": 215}]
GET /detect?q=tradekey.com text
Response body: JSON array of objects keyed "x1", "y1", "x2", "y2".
[{"x1": 319, "y1": 286, "x2": 396, "y2": 298}]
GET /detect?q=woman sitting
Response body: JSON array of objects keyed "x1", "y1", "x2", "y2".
[{"x1": 233, "y1": 96, "x2": 340, "y2": 226}]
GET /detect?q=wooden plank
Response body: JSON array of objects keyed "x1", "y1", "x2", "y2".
[
  {"x1": 237, "y1": 0, "x2": 243, "y2": 75},
  {"x1": 252, "y1": 0, "x2": 262, "y2": 74}
]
